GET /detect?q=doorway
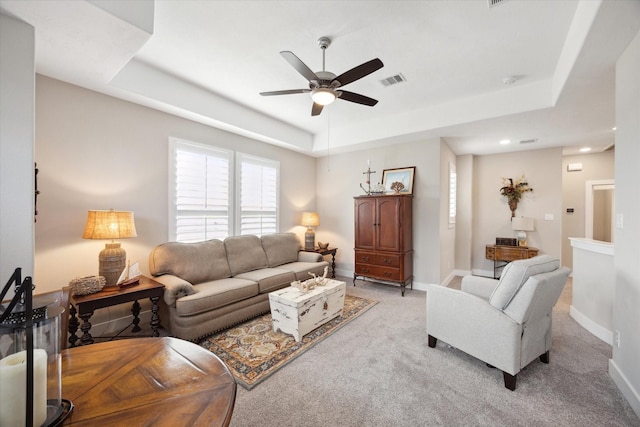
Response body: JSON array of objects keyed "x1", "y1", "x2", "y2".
[{"x1": 585, "y1": 179, "x2": 615, "y2": 243}]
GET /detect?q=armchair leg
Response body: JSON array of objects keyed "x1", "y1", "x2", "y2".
[
  {"x1": 539, "y1": 351, "x2": 550, "y2": 364},
  {"x1": 428, "y1": 335, "x2": 437, "y2": 348},
  {"x1": 503, "y1": 372, "x2": 517, "y2": 391}
]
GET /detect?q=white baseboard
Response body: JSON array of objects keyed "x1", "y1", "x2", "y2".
[
  {"x1": 609, "y1": 358, "x2": 640, "y2": 419},
  {"x1": 569, "y1": 305, "x2": 613, "y2": 345}
]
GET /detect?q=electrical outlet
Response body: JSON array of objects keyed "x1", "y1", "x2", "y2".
[{"x1": 614, "y1": 330, "x2": 621, "y2": 348}]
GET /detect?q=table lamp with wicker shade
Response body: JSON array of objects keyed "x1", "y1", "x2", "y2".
[{"x1": 82, "y1": 210, "x2": 137, "y2": 286}]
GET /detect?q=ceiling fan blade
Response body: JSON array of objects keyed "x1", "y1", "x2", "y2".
[
  {"x1": 260, "y1": 89, "x2": 310, "y2": 96},
  {"x1": 311, "y1": 102, "x2": 324, "y2": 116},
  {"x1": 280, "y1": 51, "x2": 319, "y2": 83},
  {"x1": 333, "y1": 58, "x2": 384, "y2": 87},
  {"x1": 339, "y1": 90, "x2": 378, "y2": 106}
]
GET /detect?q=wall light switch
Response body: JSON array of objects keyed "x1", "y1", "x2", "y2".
[
  {"x1": 544, "y1": 213, "x2": 554, "y2": 221},
  {"x1": 616, "y1": 213, "x2": 623, "y2": 229}
]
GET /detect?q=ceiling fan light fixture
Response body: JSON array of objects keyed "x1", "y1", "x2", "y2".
[{"x1": 311, "y1": 88, "x2": 336, "y2": 106}]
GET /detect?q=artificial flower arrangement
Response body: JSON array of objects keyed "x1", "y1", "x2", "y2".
[{"x1": 500, "y1": 176, "x2": 533, "y2": 202}]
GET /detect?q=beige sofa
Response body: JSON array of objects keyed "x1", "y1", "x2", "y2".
[{"x1": 148, "y1": 233, "x2": 329, "y2": 341}]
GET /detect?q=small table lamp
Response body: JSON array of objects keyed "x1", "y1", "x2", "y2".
[
  {"x1": 512, "y1": 216, "x2": 534, "y2": 247},
  {"x1": 82, "y1": 210, "x2": 137, "y2": 286},
  {"x1": 301, "y1": 212, "x2": 320, "y2": 251}
]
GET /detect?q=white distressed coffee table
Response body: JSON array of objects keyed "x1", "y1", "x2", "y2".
[{"x1": 269, "y1": 279, "x2": 346, "y2": 342}]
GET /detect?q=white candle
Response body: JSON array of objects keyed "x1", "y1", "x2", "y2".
[{"x1": 0, "y1": 349, "x2": 48, "y2": 427}]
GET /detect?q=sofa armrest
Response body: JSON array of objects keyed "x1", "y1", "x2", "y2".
[
  {"x1": 298, "y1": 251, "x2": 322, "y2": 262},
  {"x1": 461, "y1": 275, "x2": 499, "y2": 300},
  {"x1": 151, "y1": 274, "x2": 197, "y2": 306}
]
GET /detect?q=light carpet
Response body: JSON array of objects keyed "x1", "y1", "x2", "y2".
[{"x1": 198, "y1": 294, "x2": 377, "y2": 389}]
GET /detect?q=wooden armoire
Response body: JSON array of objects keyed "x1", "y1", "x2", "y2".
[{"x1": 353, "y1": 194, "x2": 413, "y2": 296}]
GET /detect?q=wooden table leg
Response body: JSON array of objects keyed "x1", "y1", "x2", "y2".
[
  {"x1": 79, "y1": 311, "x2": 94, "y2": 345},
  {"x1": 68, "y1": 304, "x2": 80, "y2": 348},
  {"x1": 150, "y1": 296, "x2": 160, "y2": 337},
  {"x1": 330, "y1": 252, "x2": 336, "y2": 278},
  {"x1": 131, "y1": 300, "x2": 142, "y2": 332}
]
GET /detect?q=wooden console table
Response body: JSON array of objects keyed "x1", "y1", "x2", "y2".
[
  {"x1": 485, "y1": 244, "x2": 539, "y2": 278},
  {"x1": 61, "y1": 337, "x2": 236, "y2": 425},
  {"x1": 68, "y1": 276, "x2": 164, "y2": 347}
]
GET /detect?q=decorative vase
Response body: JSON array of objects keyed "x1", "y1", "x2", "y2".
[{"x1": 509, "y1": 199, "x2": 518, "y2": 218}]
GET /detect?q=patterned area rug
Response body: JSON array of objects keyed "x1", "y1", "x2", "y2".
[{"x1": 198, "y1": 294, "x2": 377, "y2": 389}]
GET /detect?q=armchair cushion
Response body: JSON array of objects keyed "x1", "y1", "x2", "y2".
[{"x1": 489, "y1": 255, "x2": 559, "y2": 310}]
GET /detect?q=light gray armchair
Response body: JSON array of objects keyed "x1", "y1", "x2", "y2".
[{"x1": 426, "y1": 255, "x2": 570, "y2": 390}]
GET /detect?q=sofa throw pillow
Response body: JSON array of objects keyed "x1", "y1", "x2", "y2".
[
  {"x1": 224, "y1": 235, "x2": 268, "y2": 276},
  {"x1": 489, "y1": 255, "x2": 559, "y2": 310},
  {"x1": 149, "y1": 239, "x2": 231, "y2": 284},
  {"x1": 261, "y1": 232, "x2": 300, "y2": 267}
]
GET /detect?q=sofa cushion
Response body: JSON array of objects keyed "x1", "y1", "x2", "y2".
[
  {"x1": 224, "y1": 235, "x2": 268, "y2": 276},
  {"x1": 175, "y1": 278, "x2": 259, "y2": 316},
  {"x1": 490, "y1": 255, "x2": 560, "y2": 310},
  {"x1": 280, "y1": 261, "x2": 330, "y2": 281},
  {"x1": 149, "y1": 239, "x2": 231, "y2": 284},
  {"x1": 235, "y1": 268, "x2": 296, "y2": 293},
  {"x1": 261, "y1": 232, "x2": 301, "y2": 267}
]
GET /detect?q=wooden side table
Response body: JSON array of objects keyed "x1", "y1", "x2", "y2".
[
  {"x1": 485, "y1": 244, "x2": 539, "y2": 278},
  {"x1": 68, "y1": 276, "x2": 164, "y2": 347},
  {"x1": 304, "y1": 247, "x2": 337, "y2": 278}
]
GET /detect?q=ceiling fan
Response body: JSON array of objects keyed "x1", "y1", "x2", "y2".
[{"x1": 260, "y1": 37, "x2": 384, "y2": 116}]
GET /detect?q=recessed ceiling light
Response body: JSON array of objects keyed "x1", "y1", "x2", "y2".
[
  {"x1": 500, "y1": 139, "x2": 511, "y2": 145},
  {"x1": 579, "y1": 147, "x2": 592, "y2": 153}
]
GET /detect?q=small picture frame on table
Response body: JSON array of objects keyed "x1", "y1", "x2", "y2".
[{"x1": 382, "y1": 167, "x2": 415, "y2": 195}]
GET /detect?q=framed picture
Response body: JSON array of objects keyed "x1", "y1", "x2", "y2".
[{"x1": 382, "y1": 167, "x2": 415, "y2": 195}]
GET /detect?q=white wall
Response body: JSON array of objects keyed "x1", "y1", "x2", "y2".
[
  {"x1": 610, "y1": 28, "x2": 640, "y2": 418},
  {"x1": 315, "y1": 137, "x2": 444, "y2": 288},
  {"x1": 0, "y1": 14, "x2": 35, "y2": 288},
  {"x1": 471, "y1": 148, "x2": 564, "y2": 277},
  {"x1": 34, "y1": 76, "x2": 317, "y2": 293}
]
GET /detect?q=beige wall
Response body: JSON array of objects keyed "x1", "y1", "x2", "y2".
[
  {"x1": 471, "y1": 148, "x2": 563, "y2": 277},
  {"x1": 315, "y1": 137, "x2": 445, "y2": 288},
  {"x1": 454, "y1": 154, "x2": 473, "y2": 273},
  {"x1": 34, "y1": 76, "x2": 317, "y2": 293},
  {"x1": 561, "y1": 151, "x2": 615, "y2": 269},
  {"x1": 439, "y1": 141, "x2": 456, "y2": 282}
]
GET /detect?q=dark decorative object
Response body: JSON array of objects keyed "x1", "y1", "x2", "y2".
[
  {"x1": 496, "y1": 237, "x2": 518, "y2": 246},
  {"x1": 34, "y1": 163, "x2": 40, "y2": 223},
  {"x1": 0, "y1": 268, "x2": 73, "y2": 426}
]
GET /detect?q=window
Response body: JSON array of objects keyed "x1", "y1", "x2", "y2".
[
  {"x1": 236, "y1": 153, "x2": 279, "y2": 236},
  {"x1": 448, "y1": 162, "x2": 457, "y2": 227},
  {"x1": 169, "y1": 138, "x2": 279, "y2": 242}
]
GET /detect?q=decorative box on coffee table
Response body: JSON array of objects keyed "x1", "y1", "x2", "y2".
[{"x1": 269, "y1": 279, "x2": 346, "y2": 342}]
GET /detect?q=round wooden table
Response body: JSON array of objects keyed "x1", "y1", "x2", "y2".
[{"x1": 61, "y1": 337, "x2": 236, "y2": 426}]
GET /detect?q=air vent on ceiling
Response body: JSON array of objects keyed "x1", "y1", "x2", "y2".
[
  {"x1": 488, "y1": 0, "x2": 509, "y2": 8},
  {"x1": 519, "y1": 138, "x2": 538, "y2": 144},
  {"x1": 380, "y1": 73, "x2": 406, "y2": 87}
]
